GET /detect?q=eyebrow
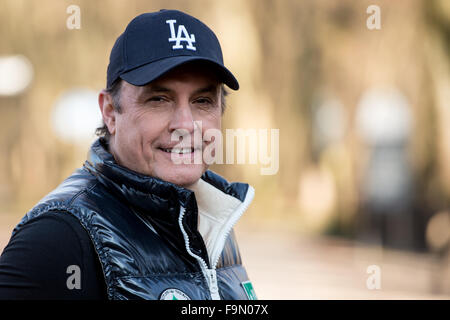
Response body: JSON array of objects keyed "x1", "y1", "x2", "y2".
[
  {"x1": 141, "y1": 85, "x2": 172, "y2": 95},
  {"x1": 193, "y1": 85, "x2": 219, "y2": 95}
]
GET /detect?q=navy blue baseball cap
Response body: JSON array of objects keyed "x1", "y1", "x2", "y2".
[{"x1": 106, "y1": 9, "x2": 239, "y2": 90}]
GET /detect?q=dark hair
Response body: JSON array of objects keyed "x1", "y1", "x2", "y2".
[
  {"x1": 95, "y1": 79, "x2": 123, "y2": 141},
  {"x1": 95, "y1": 80, "x2": 229, "y2": 141}
]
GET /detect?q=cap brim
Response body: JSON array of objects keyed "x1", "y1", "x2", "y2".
[{"x1": 120, "y1": 56, "x2": 239, "y2": 90}]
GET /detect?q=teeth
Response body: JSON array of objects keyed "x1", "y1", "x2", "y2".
[{"x1": 162, "y1": 148, "x2": 193, "y2": 154}]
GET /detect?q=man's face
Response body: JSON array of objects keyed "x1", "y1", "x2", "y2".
[{"x1": 103, "y1": 64, "x2": 222, "y2": 188}]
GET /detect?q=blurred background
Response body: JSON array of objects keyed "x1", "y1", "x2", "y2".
[{"x1": 0, "y1": 0, "x2": 449, "y2": 299}]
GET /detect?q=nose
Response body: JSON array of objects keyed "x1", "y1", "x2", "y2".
[{"x1": 168, "y1": 102, "x2": 195, "y2": 134}]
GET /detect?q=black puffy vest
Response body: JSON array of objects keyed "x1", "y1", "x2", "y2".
[{"x1": 13, "y1": 139, "x2": 256, "y2": 300}]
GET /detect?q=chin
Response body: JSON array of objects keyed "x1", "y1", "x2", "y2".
[{"x1": 155, "y1": 165, "x2": 206, "y2": 188}]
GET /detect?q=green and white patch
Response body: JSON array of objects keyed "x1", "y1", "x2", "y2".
[
  {"x1": 159, "y1": 288, "x2": 191, "y2": 300},
  {"x1": 241, "y1": 280, "x2": 257, "y2": 300}
]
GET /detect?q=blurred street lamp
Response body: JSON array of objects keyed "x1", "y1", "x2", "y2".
[
  {"x1": 51, "y1": 88, "x2": 101, "y2": 146},
  {"x1": 356, "y1": 87, "x2": 411, "y2": 146},
  {"x1": 0, "y1": 55, "x2": 34, "y2": 96},
  {"x1": 356, "y1": 87, "x2": 414, "y2": 249},
  {"x1": 356, "y1": 87, "x2": 413, "y2": 212}
]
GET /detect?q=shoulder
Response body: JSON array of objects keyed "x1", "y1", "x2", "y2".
[
  {"x1": 10, "y1": 212, "x2": 89, "y2": 254},
  {"x1": 0, "y1": 212, "x2": 106, "y2": 299}
]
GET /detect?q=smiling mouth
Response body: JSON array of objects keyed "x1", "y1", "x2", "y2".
[{"x1": 160, "y1": 147, "x2": 196, "y2": 154}]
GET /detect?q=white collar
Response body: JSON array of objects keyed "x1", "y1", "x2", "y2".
[{"x1": 190, "y1": 178, "x2": 255, "y2": 267}]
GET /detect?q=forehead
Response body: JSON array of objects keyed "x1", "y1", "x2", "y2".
[
  {"x1": 151, "y1": 62, "x2": 221, "y2": 88},
  {"x1": 119, "y1": 62, "x2": 222, "y2": 98}
]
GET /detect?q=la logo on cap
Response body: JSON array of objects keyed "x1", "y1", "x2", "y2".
[{"x1": 166, "y1": 19, "x2": 196, "y2": 51}]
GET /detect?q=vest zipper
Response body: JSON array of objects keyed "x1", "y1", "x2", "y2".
[
  {"x1": 205, "y1": 268, "x2": 220, "y2": 300},
  {"x1": 178, "y1": 206, "x2": 221, "y2": 300},
  {"x1": 178, "y1": 186, "x2": 254, "y2": 300}
]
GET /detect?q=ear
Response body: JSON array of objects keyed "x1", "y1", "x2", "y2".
[{"x1": 98, "y1": 90, "x2": 117, "y2": 135}]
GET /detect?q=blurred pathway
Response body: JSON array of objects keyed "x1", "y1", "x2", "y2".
[
  {"x1": 1, "y1": 214, "x2": 449, "y2": 299},
  {"x1": 235, "y1": 223, "x2": 450, "y2": 299}
]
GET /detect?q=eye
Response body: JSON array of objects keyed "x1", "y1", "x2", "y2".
[
  {"x1": 148, "y1": 96, "x2": 167, "y2": 103},
  {"x1": 194, "y1": 97, "x2": 213, "y2": 105}
]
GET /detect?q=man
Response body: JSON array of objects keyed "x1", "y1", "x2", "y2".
[{"x1": 0, "y1": 9, "x2": 256, "y2": 300}]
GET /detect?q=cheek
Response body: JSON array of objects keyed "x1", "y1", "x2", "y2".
[
  {"x1": 207, "y1": 114, "x2": 221, "y2": 132},
  {"x1": 129, "y1": 113, "x2": 170, "y2": 147},
  {"x1": 114, "y1": 114, "x2": 148, "y2": 149},
  {"x1": 197, "y1": 109, "x2": 222, "y2": 130},
  {"x1": 115, "y1": 114, "x2": 139, "y2": 145}
]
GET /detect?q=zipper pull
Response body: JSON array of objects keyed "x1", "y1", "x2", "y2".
[{"x1": 206, "y1": 269, "x2": 221, "y2": 300}]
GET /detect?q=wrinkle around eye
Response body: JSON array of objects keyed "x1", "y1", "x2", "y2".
[
  {"x1": 196, "y1": 102, "x2": 219, "y2": 114},
  {"x1": 193, "y1": 96, "x2": 218, "y2": 107},
  {"x1": 143, "y1": 97, "x2": 173, "y2": 110},
  {"x1": 194, "y1": 98, "x2": 215, "y2": 106},
  {"x1": 147, "y1": 96, "x2": 168, "y2": 103}
]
